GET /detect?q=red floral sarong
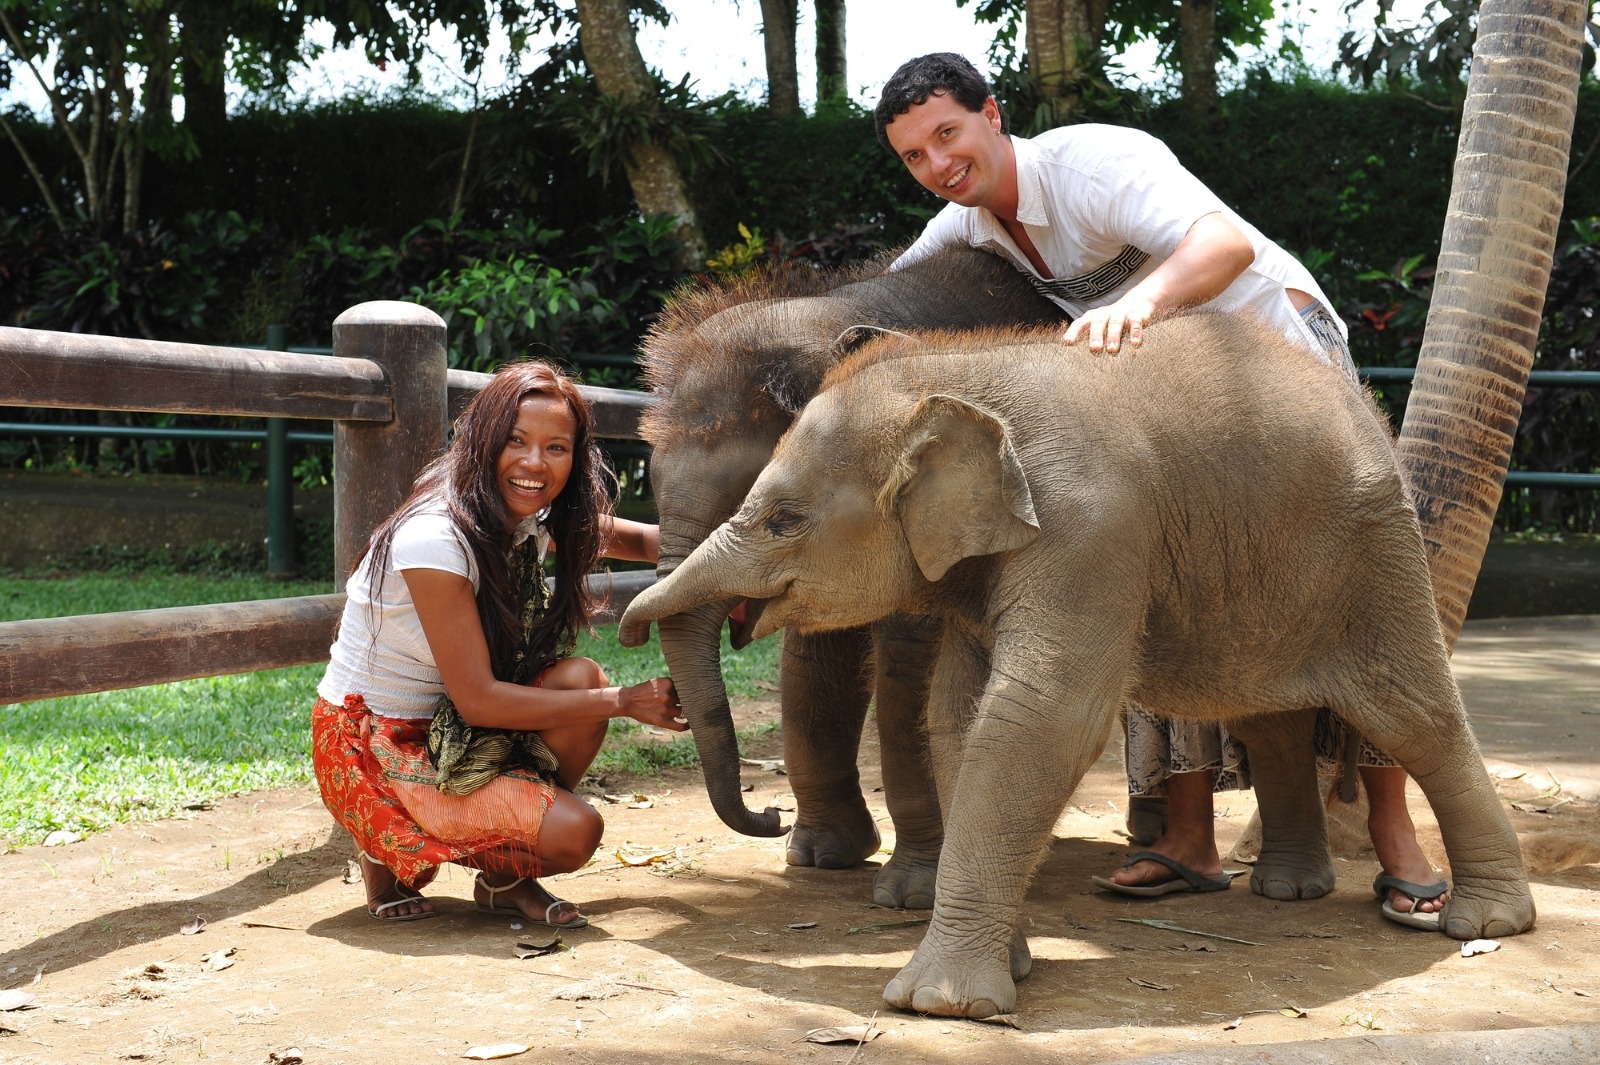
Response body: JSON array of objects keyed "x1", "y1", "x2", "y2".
[{"x1": 311, "y1": 694, "x2": 557, "y2": 888}]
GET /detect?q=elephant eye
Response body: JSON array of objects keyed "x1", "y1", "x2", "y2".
[{"x1": 765, "y1": 508, "x2": 804, "y2": 537}]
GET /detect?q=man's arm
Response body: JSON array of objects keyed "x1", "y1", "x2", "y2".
[{"x1": 1063, "y1": 212, "x2": 1255, "y2": 353}]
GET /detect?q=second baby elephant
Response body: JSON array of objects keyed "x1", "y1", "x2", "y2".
[{"x1": 621, "y1": 313, "x2": 1536, "y2": 1019}]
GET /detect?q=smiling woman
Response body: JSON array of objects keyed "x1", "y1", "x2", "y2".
[{"x1": 309, "y1": 359, "x2": 685, "y2": 926}]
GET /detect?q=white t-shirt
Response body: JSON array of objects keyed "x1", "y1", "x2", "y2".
[
  {"x1": 892, "y1": 124, "x2": 1345, "y2": 359},
  {"x1": 316, "y1": 503, "x2": 549, "y2": 719}
]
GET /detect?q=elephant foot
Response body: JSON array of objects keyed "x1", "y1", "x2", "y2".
[
  {"x1": 873, "y1": 850, "x2": 939, "y2": 909},
  {"x1": 883, "y1": 933, "x2": 1021, "y2": 1019},
  {"x1": 1249, "y1": 850, "x2": 1335, "y2": 901},
  {"x1": 1440, "y1": 878, "x2": 1536, "y2": 940},
  {"x1": 785, "y1": 814, "x2": 881, "y2": 870}
]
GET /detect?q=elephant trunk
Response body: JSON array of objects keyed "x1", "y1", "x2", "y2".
[
  {"x1": 621, "y1": 524, "x2": 786, "y2": 837},
  {"x1": 657, "y1": 603, "x2": 784, "y2": 837}
]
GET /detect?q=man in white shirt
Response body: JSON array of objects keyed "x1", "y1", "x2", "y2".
[{"x1": 872, "y1": 53, "x2": 1447, "y2": 928}]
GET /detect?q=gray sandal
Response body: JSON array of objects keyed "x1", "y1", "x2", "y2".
[
  {"x1": 1092, "y1": 850, "x2": 1240, "y2": 897},
  {"x1": 1373, "y1": 873, "x2": 1449, "y2": 931}
]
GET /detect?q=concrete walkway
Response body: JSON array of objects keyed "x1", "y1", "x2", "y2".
[{"x1": 1453, "y1": 615, "x2": 1600, "y2": 802}]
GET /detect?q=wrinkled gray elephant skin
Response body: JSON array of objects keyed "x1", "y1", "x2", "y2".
[
  {"x1": 621, "y1": 313, "x2": 1536, "y2": 1019},
  {"x1": 632, "y1": 247, "x2": 1060, "y2": 909}
]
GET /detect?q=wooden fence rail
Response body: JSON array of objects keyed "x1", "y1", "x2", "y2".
[{"x1": 0, "y1": 300, "x2": 656, "y2": 707}]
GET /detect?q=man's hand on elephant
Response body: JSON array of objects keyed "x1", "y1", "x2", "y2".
[{"x1": 1063, "y1": 295, "x2": 1157, "y2": 353}]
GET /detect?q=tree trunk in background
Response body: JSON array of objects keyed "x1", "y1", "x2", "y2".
[
  {"x1": 572, "y1": 0, "x2": 708, "y2": 272},
  {"x1": 178, "y1": 2, "x2": 229, "y2": 152},
  {"x1": 1177, "y1": 0, "x2": 1218, "y2": 126},
  {"x1": 122, "y1": 8, "x2": 175, "y2": 236},
  {"x1": 1395, "y1": 0, "x2": 1586, "y2": 648},
  {"x1": 1024, "y1": 0, "x2": 1104, "y2": 123},
  {"x1": 760, "y1": 0, "x2": 801, "y2": 116},
  {"x1": 815, "y1": 0, "x2": 847, "y2": 102}
]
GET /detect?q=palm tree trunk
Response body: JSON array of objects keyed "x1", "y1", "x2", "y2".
[{"x1": 1395, "y1": 0, "x2": 1587, "y2": 648}]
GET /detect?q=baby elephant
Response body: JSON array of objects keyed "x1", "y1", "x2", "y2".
[{"x1": 619, "y1": 313, "x2": 1535, "y2": 1020}]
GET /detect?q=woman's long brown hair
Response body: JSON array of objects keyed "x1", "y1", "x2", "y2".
[{"x1": 359, "y1": 360, "x2": 615, "y2": 676}]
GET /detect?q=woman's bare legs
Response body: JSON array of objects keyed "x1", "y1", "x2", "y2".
[{"x1": 471, "y1": 656, "x2": 611, "y2": 924}]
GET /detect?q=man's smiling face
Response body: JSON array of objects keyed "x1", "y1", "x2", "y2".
[{"x1": 884, "y1": 91, "x2": 1009, "y2": 211}]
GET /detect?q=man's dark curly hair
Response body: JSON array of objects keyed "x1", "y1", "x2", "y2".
[{"x1": 873, "y1": 52, "x2": 1008, "y2": 153}]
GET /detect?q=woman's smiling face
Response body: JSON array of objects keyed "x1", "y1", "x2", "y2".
[{"x1": 496, "y1": 394, "x2": 576, "y2": 529}]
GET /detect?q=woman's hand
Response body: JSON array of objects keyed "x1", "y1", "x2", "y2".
[{"x1": 619, "y1": 676, "x2": 688, "y2": 732}]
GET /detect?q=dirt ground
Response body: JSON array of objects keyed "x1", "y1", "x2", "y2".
[{"x1": 3, "y1": 692, "x2": 1599, "y2": 1065}]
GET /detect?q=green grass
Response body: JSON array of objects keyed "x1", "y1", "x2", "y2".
[
  {"x1": 1, "y1": 572, "x2": 782, "y2": 846},
  {"x1": 0, "y1": 573, "x2": 335, "y2": 621}
]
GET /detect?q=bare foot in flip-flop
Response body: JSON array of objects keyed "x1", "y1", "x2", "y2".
[
  {"x1": 1363, "y1": 766, "x2": 1450, "y2": 928},
  {"x1": 358, "y1": 852, "x2": 437, "y2": 922},
  {"x1": 474, "y1": 873, "x2": 588, "y2": 928},
  {"x1": 1097, "y1": 773, "x2": 1235, "y2": 894}
]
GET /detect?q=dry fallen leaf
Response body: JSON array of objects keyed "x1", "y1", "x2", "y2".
[
  {"x1": 513, "y1": 937, "x2": 562, "y2": 959},
  {"x1": 42, "y1": 829, "x2": 82, "y2": 847},
  {"x1": 1279, "y1": 1005, "x2": 1308, "y2": 1018},
  {"x1": 0, "y1": 989, "x2": 37, "y2": 1011},
  {"x1": 787, "y1": 922, "x2": 818, "y2": 930},
  {"x1": 462, "y1": 1044, "x2": 529, "y2": 1060},
  {"x1": 265, "y1": 1049, "x2": 304, "y2": 1065},
  {"x1": 1461, "y1": 939, "x2": 1501, "y2": 957},
  {"x1": 201, "y1": 947, "x2": 236, "y2": 971},
  {"x1": 802, "y1": 1025, "x2": 882, "y2": 1046},
  {"x1": 180, "y1": 917, "x2": 208, "y2": 936},
  {"x1": 615, "y1": 846, "x2": 677, "y2": 867},
  {"x1": 739, "y1": 758, "x2": 786, "y2": 774},
  {"x1": 1127, "y1": 977, "x2": 1173, "y2": 991},
  {"x1": 342, "y1": 859, "x2": 362, "y2": 884},
  {"x1": 1223, "y1": 1017, "x2": 1244, "y2": 1031},
  {"x1": 975, "y1": 1014, "x2": 1021, "y2": 1029}
]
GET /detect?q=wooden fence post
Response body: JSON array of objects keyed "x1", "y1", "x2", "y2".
[{"x1": 331, "y1": 302, "x2": 448, "y2": 582}]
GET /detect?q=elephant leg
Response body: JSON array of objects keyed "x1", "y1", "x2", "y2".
[
  {"x1": 884, "y1": 635, "x2": 1123, "y2": 1019},
  {"x1": 870, "y1": 615, "x2": 944, "y2": 910},
  {"x1": 922, "y1": 620, "x2": 989, "y2": 824},
  {"x1": 1226, "y1": 709, "x2": 1335, "y2": 900},
  {"x1": 780, "y1": 626, "x2": 881, "y2": 870},
  {"x1": 1333, "y1": 655, "x2": 1534, "y2": 939}
]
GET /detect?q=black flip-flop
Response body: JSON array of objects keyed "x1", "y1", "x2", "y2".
[
  {"x1": 1091, "y1": 850, "x2": 1240, "y2": 897},
  {"x1": 1373, "y1": 873, "x2": 1449, "y2": 931}
]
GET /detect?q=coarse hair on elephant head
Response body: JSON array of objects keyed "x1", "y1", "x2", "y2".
[{"x1": 627, "y1": 246, "x2": 1061, "y2": 851}]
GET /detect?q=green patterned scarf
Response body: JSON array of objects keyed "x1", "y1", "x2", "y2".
[{"x1": 425, "y1": 531, "x2": 574, "y2": 796}]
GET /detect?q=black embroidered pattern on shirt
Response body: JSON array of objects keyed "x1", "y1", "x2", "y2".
[{"x1": 1026, "y1": 244, "x2": 1151, "y2": 303}]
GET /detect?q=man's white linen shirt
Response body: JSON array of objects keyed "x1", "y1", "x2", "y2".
[{"x1": 891, "y1": 124, "x2": 1345, "y2": 357}]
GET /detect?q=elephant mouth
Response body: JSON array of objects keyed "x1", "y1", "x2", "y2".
[{"x1": 727, "y1": 598, "x2": 769, "y2": 650}]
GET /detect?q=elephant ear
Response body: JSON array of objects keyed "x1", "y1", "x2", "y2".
[{"x1": 893, "y1": 394, "x2": 1041, "y2": 582}]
